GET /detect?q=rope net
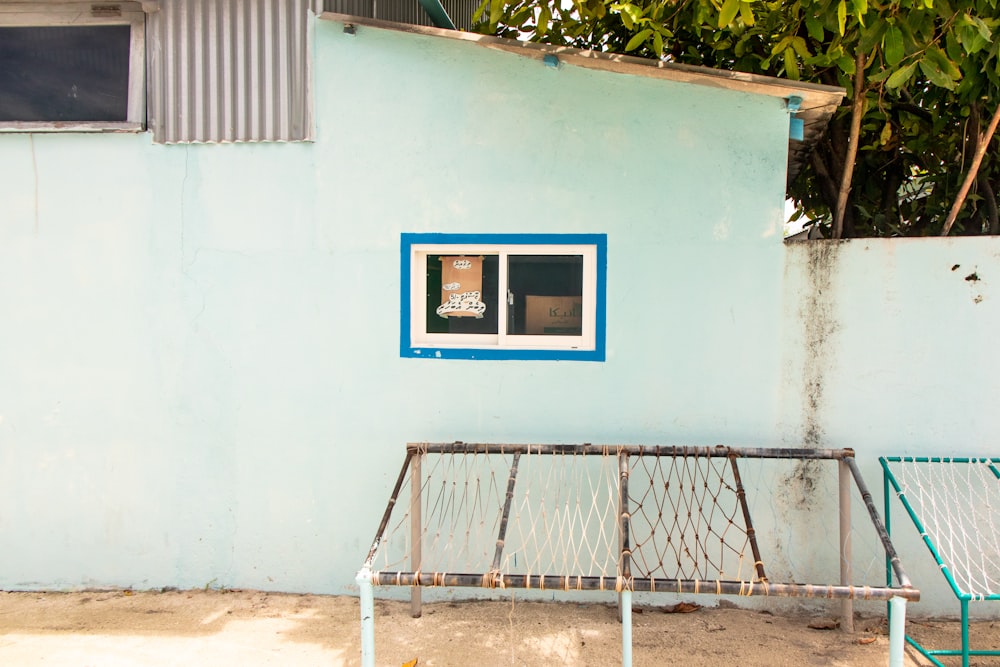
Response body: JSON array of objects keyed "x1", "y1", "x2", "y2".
[
  {"x1": 628, "y1": 453, "x2": 758, "y2": 583},
  {"x1": 883, "y1": 457, "x2": 1000, "y2": 601},
  {"x1": 364, "y1": 444, "x2": 913, "y2": 601}
]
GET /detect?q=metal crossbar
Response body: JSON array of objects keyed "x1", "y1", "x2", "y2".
[
  {"x1": 358, "y1": 444, "x2": 919, "y2": 667},
  {"x1": 881, "y1": 456, "x2": 1000, "y2": 667}
]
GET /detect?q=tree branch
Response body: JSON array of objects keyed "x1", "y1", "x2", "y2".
[
  {"x1": 833, "y1": 51, "x2": 866, "y2": 239},
  {"x1": 941, "y1": 103, "x2": 1000, "y2": 236},
  {"x1": 980, "y1": 173, "x2": 999, "y2": 235},
  {"x1": 810, "y1": 149, "x2": 841, "y2": 213}
]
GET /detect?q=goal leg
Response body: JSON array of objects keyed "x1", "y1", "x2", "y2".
[
  {"x1": 621, "y1": 588, "x2": 633, "y2": 667},
  {"x1": 411, "y1": 454, "x2": 422, "y2": 618},
  {"x1": 961, "y1": 597, "x2": 969, "y2": 667},
  {"x1": 839, "y1": 459, "x2": 855, "y2": 632},
  {"x1": 888, "y1": 595, "x2": 906, "y2": 667},
  {"x1": 358, "y1": 568, "x2": 376, "y2": 667}
]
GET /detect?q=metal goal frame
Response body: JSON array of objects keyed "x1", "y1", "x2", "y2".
[{"x1": 359, "y1": 443, "x2": 919, "y2": 666}]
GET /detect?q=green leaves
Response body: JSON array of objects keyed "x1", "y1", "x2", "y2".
[
  {"x1": 859, "y1": 20, "x2": 886, "y2": 53},
  {"x1": 489, "y1": 0, "x2": 503, "y2": 28},
  {"x1": 919, "y1": 55, "x2": 957, "y2": 89},
  {"x1": 886, "y1": 61, "x2": 917, "y2": 88},
  {"x1": 892, "y1": 44, "x2": 963, "y2": 91},
  {"x1": 719, "y1": 0, "x2": 740, "y2": 28},
  {"x1": 625, "y1": 28, "x2": 652, "y2": 52},
  {"x1": 805, "y1": 15, "x2": 824, "y2": 41},
  {"x1": 476, "y1": 0, "x2": 1000, "y2": 236},
  {"x1": 879, "y1": 121, "x2": 893, "y2": 146},
  {"x1": 925, "y1": 45, "x2": 961, "y2": 79},
  {"x1": 611, "y1": 2, "x2": 637, "y2": 29},
  {"x1": 784, "y1": 48, "x2": 800, "y2": 79},
  {"x1": 852, "y1": 0, "x2": 867, "y2": 25},
  {"x1": 884, "y1": 26, "x2": 905, "y2": 66},
  {"x1": 471, "y1": 0, "x2": 488, "y2": 24},
  {"x1": 509, "y1": 6, "x2": 533, "y2": 28},
  {"x1": 537, "y1": 3, "x2": 550, "y2": 35},
  {"x1": 954, "y1": 12, "x2": 993, "y2": 54}
]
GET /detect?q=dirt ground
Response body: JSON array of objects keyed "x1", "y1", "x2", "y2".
[{"x1": 0, "y1": 590, "x2": 998, "y2": 666}]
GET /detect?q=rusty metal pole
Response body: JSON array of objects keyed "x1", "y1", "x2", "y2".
[
  {"x1": 410, "y1": 453, "x2": 422, "y2": 618},
  {"x1": 839, "y1": 459, "x2": 854, "y2": 632}
]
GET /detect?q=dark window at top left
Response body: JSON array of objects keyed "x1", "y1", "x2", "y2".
[{"x1": 0, "y1": 25, "x2": 131, "y2": 122}]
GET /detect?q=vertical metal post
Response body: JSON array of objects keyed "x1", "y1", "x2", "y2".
[
  {"x1": 410, "y1": 453, "x2": 422, "y2": 618},
  {"x1": 618, "y1": 450, "x2": 633, "y2": 667},
  {"x1": 618, "y1": 452, "x2": 631, "y2": 582},
  {"x1": 491, "y1": 452, "x2": 522, "y2": 576},
  {"x1": 729, "y1": 456, "x2": 767, "y2": 582},
  {"x1": 621, "y1": 588, "x2": 633, "y2": 667},
  {"x1": 617, "y1": 452, "x2": 624, "y2": 621},
  {"x1": 888, "y1": 596, "x2": 906, "y2": 667},
  {"x1": 838, "y1": 459, "x2": 854, "y2": 632},
  {"x1": 883, "y1": 461, "x2": 894, "y2": 630},
  {"x1": 358, "y1": 568, "x2": 376, "y2": 667},
  {"x1": 883, "y1": 460, "x2": 893, "y2": 586},
  {"x1": 961, "y1": 597, "x2": 970, "y2": 667}
]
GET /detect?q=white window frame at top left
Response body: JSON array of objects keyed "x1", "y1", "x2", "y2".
[{"x1": 0, "y1": 2, "x2": 146, "y2": 132}]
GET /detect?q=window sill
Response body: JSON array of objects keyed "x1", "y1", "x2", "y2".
[
  {"x1": 404, "y1": 346, "x2": 606, "y2": 361},
  {"x1": 0, "y1": 122, "x2": 144, "y2": 133}
]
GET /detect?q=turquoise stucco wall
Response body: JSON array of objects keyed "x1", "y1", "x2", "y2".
[
  {"x1": 779, "y1": 238, "x2": 1000, "y2": 616},
  {"x1": 1, "y1": 18, "x2": 994, "y2": 616},
  {"x1": 781, "y1": 238, "x2": 1000, "y2": 453}
]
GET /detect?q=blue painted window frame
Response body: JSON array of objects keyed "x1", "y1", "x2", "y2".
[{"x1": 401, "y1": 233, "x2": 607, "y2": 361}]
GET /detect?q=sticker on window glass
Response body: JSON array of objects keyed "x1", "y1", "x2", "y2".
[
  {"x1": 436, "y1": 291, "x2": 487, "y2": 318},
  {"x1": 437, "y1": 256, "x2": 485, "y2": 318}
]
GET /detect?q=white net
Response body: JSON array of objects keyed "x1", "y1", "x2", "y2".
[
  {"x1": 885, "y1": 457, "x2": 1000, "y2": 600},
  {"x1": 364, "y1": 444, "x2": 912, "y2": 601},
  {"x1": 369, "y1": 447, "x2": 623, "y2": 585},
  {"x1": 501, "y1": 450, "x2": 620, "y2": 579}
]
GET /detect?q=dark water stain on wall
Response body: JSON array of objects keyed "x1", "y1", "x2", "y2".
[{"x1": 782, "y1": 241, "x2": 844, "y2": 509}]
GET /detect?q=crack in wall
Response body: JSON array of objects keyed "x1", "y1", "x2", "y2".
[
  {"x1": 181, "y1": 146, "x2": 190, "y2": 267},
  {"x1": 29, "y1": 134, "x2": 39, "y2": 234},
  {"x1": 177, "y1": 146, "x2": 207, "y2": 327}
]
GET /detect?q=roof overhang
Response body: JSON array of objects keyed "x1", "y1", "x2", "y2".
[{"x1": 319, "y1": 12, "x2": 844, "y2": 187}]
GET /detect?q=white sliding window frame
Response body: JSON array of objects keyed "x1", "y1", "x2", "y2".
[
  {"x1": 0, "y1": 3, "x2": 145, "y2": 132},
  {"x1": 401, "y1": 233, "x2": 607, "y2": 361}
]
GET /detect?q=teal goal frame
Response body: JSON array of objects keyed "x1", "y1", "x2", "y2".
[{"x1": 881, "y1": 456, "x2": 1000, "y2": 667}]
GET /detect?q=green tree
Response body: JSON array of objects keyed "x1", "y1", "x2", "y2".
[{"x1": 474, "y1": 0, "x2": 1000, "y2": 237}]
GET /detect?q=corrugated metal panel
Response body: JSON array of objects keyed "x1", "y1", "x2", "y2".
[
  {"x1": 325, "y1": 0, "x2": 480, "y2": 30},
  {"x1": 148, "y1": 0, "x2": 312, "y2": 144}
]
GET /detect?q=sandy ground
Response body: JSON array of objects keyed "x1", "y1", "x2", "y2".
[{"x1": 0, "y1": 590, "x2": 998, "y2": 666}]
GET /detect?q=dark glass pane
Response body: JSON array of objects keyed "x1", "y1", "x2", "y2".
[
  {"x1": 508, "y1": 255, "x2": 583, "y2": 336},
  {"x1": 425, "y1": 255, "x2": 499, "y2": 335},
  {"x1": 0, "y1": 26, "x2": 131, "y2": 122}
]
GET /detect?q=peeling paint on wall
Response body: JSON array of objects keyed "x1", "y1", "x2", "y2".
[{"x1": 957, "y1": 265, "x2": 986, "y2": 304}]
